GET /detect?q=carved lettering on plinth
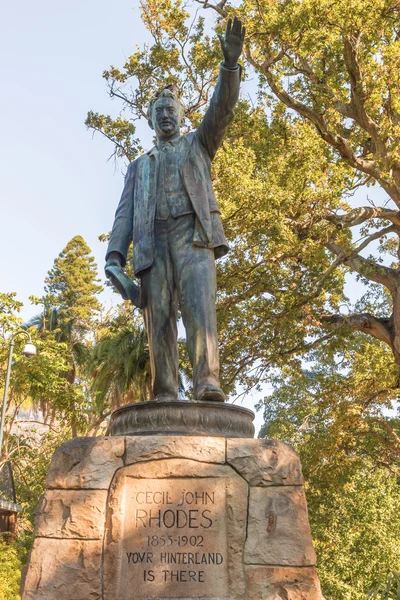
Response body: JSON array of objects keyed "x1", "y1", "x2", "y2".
[{"x1": 105, "y1": 477, "x2": 229, "y2": 599}]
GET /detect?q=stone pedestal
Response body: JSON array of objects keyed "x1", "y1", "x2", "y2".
[{"x1": 22, "y1": 435, "x2": 323, "y2": 599}]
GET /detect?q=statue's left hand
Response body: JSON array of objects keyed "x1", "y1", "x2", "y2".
[{"x1": 218, "y1": 16, "x2": 245, "y2": 70}]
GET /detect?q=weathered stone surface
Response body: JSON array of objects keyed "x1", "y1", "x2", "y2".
[
  {"x1": 245, "y1": 487, "x2": 316, "y2": 566},
  {"x1": 125, "y1": 435, "x2": 225, "y2": 465},
  {"x1": 46, "y1": 436, "x2": 124, "y2": 489},
  {"x1": 24, "y1": 435, "x2": 322, "y2": 599},
  {"x1": 22, "y1": 538, "x2": 102, "y2": 600},
  {"x1": 227, "y1": 439, "x2": 303, "y2": 487},
  {"x1": 245, "y1": 566, "x2": 323, "y2": 600},
  {"x1": 35, "y1": 490, "x2": 108, "y2": 539},
  {"x1": 103, "y1": 458, "x2": 248, "y2": 600}
]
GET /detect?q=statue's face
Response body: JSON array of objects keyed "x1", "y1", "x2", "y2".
[{"x1": 152, "y1": 96, "x2": 181, "y2": 139}]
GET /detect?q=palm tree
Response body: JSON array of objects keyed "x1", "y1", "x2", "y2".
[
  {"x1": 88, "y1": 324, "x2": 191, "y2": 412},
  {"x1": 88, "y1": 325, "x2": 151, "y2": 410}
]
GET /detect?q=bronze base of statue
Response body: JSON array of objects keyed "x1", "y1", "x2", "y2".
[{"x1": 106, "y1": 400, "x2": 255, "y2": 438}]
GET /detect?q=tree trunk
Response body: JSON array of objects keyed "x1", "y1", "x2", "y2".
[{"x1": 390, "y1": 285, "x2": 400, "y2": 376}]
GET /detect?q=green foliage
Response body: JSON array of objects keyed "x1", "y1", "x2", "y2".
[
  {"x1": 214, "y1": 104, "x2": 348, "y2": 392},
  {"x1": 0, "y1": 293, "x2": 23, "y2": 338},
  {"x1": 312, "y1": 468, "x2": 400, "y2": 600},
  {"x1": 0, "y1": 539, "x2": 22, "y2": 600},
  {"x1": 241, "y1": 0, "x2": 400, "y2": 184},
  {"x1": 12, "y1": 427, "x2": 71, "y2": 527},
  {"x1": 2, "y1": 2, "x2": 399, "y2": 598},
  {"x1": 26, "y1": 236, "x2": 104, "y2": 434},
  {"x1": 44, "y1": 235, "x2": 102, "y2": 337},
  {"x1": 368, "y1": 571, "x2": 400, "y2": 599},
  {"x1": 261, "y1": 329, "x2": 400, "y2": 599},
  {"x1": 88, "y1": 309, "x2": 151, "y2": 409}
]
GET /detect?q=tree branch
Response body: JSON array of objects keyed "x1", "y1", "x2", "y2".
[
  {"x1": 342, "y1": 34, "x2": 382, "y2": 148},
  {"x1": 327, "y1": 206, "x2": 400, "y2": 229},
  {"x1": 320, "y1": 312, "x2": 393, "y2": 347},
  {"x1": 362, "y1": 387, "x2": 397, "y2": 409},
  {"x1": 194, "y1": 0, "x2": 228, "y2": 17},
  {"x1": 89, "y1": 127, "x2": 132, "y2": 162},
  {"x1": 325, "y1": 240, "x2": 399, "y2": 290},
  {"x1": 245, "y1": 45, "x2": 400, "y2": 206},
  {"x1": 246, "y1": 47, "x2": 381, "y2": 172},
  {"x1": 353, "y1": 225, "x2": 397, "y2": 255},
  {"x1": 368, "y1": 417, "x2": 400, "y2": 446},
  {"x1": 293, "y1": 55, "x2": 355, "y2": 120}
]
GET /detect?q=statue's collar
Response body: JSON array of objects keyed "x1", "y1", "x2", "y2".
[
  {"x1": 147, "y1": 133, "x2": 188, "y2": 157},
  {"x1": 157, "y1": 134, "x2": 181, "y2": 151}
]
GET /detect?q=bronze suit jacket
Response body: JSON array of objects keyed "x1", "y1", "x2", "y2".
[{"x1": 106, "y1": 63, "x2": 241, "y2": 277}]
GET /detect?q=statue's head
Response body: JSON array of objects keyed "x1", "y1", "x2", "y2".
[{"x1": 147, "y1": 85, "x2": 185, "y2": 140}]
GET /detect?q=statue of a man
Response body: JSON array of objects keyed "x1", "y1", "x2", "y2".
[{"x1": 105, "y1": 17, "x2": 245, "y2": 403}]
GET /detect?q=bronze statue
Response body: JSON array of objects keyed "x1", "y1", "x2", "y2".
[{"x1": 105, "y1": 17, "x2": 245, "y2": 403}]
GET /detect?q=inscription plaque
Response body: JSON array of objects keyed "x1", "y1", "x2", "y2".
[
  {"x1": 103, "y1": 459, "x2": 248, "y2": 600},
  {"x1": 119, "y1": 477, "x2": 228, "y2": 599}
]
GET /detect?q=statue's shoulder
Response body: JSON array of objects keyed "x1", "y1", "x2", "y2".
[
  {"x1": 134, "y1": 152, "x2": 151, "y2": 163},
  {"x1": 183, "y1": 131, "x2": 196, "y2": 146},
  {"x1": 126, "y1": 153, "x2": 149, "y2": 175},
  {"x1": 178, "y1": 132, "x2": 197, "y2": 155}
]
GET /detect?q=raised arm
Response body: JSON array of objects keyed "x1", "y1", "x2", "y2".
[{"x1": 197, "y1": 17, "x2": 245, "y2": 159}]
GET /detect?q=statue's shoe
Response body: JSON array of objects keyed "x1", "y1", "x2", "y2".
[
  {"x1": 197, "y1": 385, "x2": 226, "y2": 403},
  {"x1": 154, "y1": 393, "x2": 178, "y2": 402}
]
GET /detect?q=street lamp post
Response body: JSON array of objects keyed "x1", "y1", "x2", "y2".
[{"x1": 0, "y1": 330, "x2": 37, "y2": 455}]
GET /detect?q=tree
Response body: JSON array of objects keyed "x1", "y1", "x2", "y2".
[
  {"x1": 29, "y1": 236, "x2": 103, "y2": 435},
  {"x1": 191, "y1": 0, "x2": 400, "y2": 376},
  {"x1": 0, "y1": 300, "x2": 88, "y2": 464},
  {"x1": 312, "y1": 467, "x2": 400, "y2": 600},
  {"x1": 88, "y1": 308, "x2": 151, "y2": 411},
  {"x1": 260, "y1": 331, "x2": 400, "y2": 599},
  {"x1": 43, "y1": 235, "x2": 102, "y2": 338}
]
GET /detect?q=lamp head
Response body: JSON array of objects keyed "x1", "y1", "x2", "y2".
[{"x1": 22, "y1": 343, "x2": 37, "y2": 357}]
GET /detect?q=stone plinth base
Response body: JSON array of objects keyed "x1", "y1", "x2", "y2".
[{"x1": 22, "y1": 436, "x2": 323, "y2": 599}]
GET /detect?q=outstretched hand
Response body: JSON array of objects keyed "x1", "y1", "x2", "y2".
[{"x1": 218, "y1": 16, "x2": 245, "y2": 70}]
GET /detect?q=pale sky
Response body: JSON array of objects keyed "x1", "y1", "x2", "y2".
[{"x1": 1, "y1": 0, "x2": 150, "y2": 319}]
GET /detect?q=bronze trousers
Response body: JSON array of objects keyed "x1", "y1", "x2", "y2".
[{"x1": 141, "y1": 214, "x2": 220, "y2": 400}]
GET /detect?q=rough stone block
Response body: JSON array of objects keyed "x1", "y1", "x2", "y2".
[
  {"x1": 46, "y1": 436, "x2": 124, "y2": 489},
  {"x1": 245, "y1": 487, "x2": 316, "y2": 566},
  {"x1": 245, "y1": 566, "x2": 323, "y2": 600},
  {"x1": 23, "y1": 436, "x2": 322, "y2": 599},
  {"x1": 125, "y1": 434, "x2": 225, "y2": 465},
  {"x1": 35, "y1": 489, "x2": 108, "y2": 539},
  {"x1": 22, "y1": 538, "x2": 102, "y2": 600},
  {"x1": 227, "y1": 439, "x2": 303, "y2": 486}
]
